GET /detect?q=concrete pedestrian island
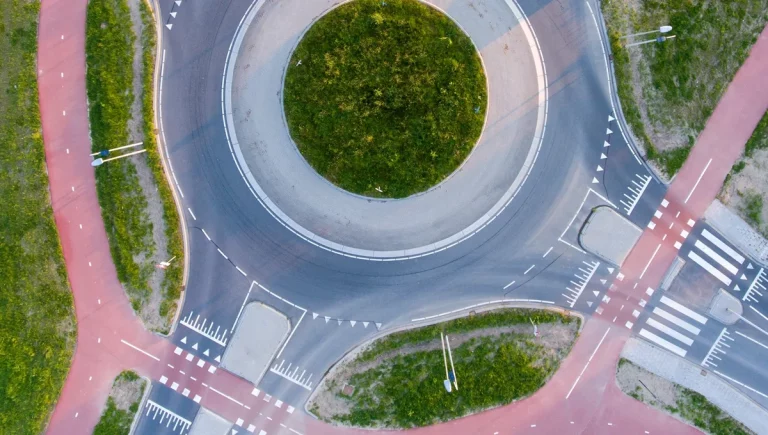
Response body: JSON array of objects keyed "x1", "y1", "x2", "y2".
[
  {"x1": 220, "y1": 303, "x2": 290, "y2": 386},
  {"x1": 580, "y1": 206, "x2": 642, "y2": 266}
]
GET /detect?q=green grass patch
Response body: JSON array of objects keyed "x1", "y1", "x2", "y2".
[
  {"x1": 139, "y1": 0, "x2": 183, "y2": 327},
  {"x1": 86, "y1": 0, "x2": 155, "y2": 310},
  {"x1": 284, "y1": 0, "x2": 487, "y2": 198},
  {"x1": 93, "y1": 371, "x2": 145, "y2": 435},
  {"x1": 320, "y1": 309, "x2": 576, "y2": 428},
  {"x1": 741, "y1": 191, "x2": 764, "y2": 229},
  {"x1": 602, "y1": 0, "x2": 768, "y2": 176},
  {"x1": 745, "y1": 110, "x2": 768, "y2": 158},
  {"x1": 0, "y1": 1, "x2": 76, "y2": 433}
]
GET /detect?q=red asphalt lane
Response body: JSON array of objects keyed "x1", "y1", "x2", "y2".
[{"x1": 39, "y1": 0, "x2": 767, "y2": 430}]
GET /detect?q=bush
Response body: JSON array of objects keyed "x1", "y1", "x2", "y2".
[{"x1": 284, "y1": 0, "x2": 487, "y2": 198}]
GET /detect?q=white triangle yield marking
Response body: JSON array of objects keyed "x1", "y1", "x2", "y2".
[
  {"x1": 748, "y1": 263, "x2": 754, "y2": 270},
  {"x1": 350, "y1": 320, "x2": 357, "y2": 327},
  {"x1": 592, "y1": 177, "x2": 599, "y2": 184},
  {"x1": 181, "y1": 336, "x2": 187, "y2": 344},
  {"x1": 606, "y1": 128, "x2": 613, "y2": 135},
  {"x1": 231, "y1": 430, "x2": 238, "y2": 435},
  {"x1": 203, "y1": 349, "x2": 210, "y2": 356},
  {"x1": 324, "y1": 316, "x2": 330, "y2": 323},
  {"x1": 604, "y1": 141, "x2": 611, "y2": 147},
  {"x1": 741, "y1": 274, "x2": 748, "y2": 280},
  {"x1": 215, "y1": 355, "x2": 221, "y2": 363},
  {"x1": 734, "y1": 284, "x2": 741, "y2": 291},
  {"x1": 337, "y1": 319, "x2": 343, "y2": 326},
  {"x1": 312, "y1": 312, "x2": 318, "y2": 320},
  {"x1": 597, "y1": 165, "x2": 604, "y2": 172},
  {"x1": 593, "y1": 291, "x2": 599, "y2": 297},
  {"x1": 608, "y1": 114, "x2": 615, "y2": 122},
  {"x1": 170, "y1": 11, "x2": 177, "y2": 18},
  {"x1": 363, "y1": 321, "x2": 369, "y2": 328},
  {"x1": 175, "y1": 0, "x2": 181, "y2": 5},
  {"x1": 607, "y1": 267, "x2": 615, "y2": 274},
  {"x1": 600, "y1": 279, "x2": 607, "y2": 285},
  {"x1": 375, "y1": 322, "x2": 382, "y2": 330},
  {"x1": 166, "y1": 23, "x2": 173, "y2": 30},
  {"x1": 587, "y1": 301, "x2": 593, "y2": 307},
  {"x1": 192, "y1": 342, "x2": 198, "y2": 350},
  {"x1": 600, "y1": 153, "x2": 607, "y2": 159}
]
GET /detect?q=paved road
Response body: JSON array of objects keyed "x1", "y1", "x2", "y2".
[{"x1": 40, "y1": 0, "x2": 768, "y2": 432}]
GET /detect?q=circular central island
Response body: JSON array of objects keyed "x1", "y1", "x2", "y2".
[
  {"x1": 226, "y1": 0, "x2": 545, "y2": 259},
  {"x1": 283, "y1": 0, "x2": 488, "y2": 198}
]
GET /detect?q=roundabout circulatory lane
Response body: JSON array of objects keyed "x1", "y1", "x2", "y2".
[{"x1": 224, "y1": 0, "x2": 548, "y2": 260}]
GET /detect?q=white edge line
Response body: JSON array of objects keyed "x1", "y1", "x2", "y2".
[
  {"x1": 232, "y1": 282, "x2": 254, "y2": 331},
  {"x1": 713, "y1": 370, "x2": 768, "y2": 399},
  {"x1": 121, "y1": 339, "x2": 160, "y2": 361}
]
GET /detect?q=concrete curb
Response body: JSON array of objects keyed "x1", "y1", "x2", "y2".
[{"x1": 303, "y1": 302, "x2": 582, "y2": 419}]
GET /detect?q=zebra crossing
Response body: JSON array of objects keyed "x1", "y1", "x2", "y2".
[
  {"x1": 685, "y1": 228, "x2": 748, "y2": 288},
  {"x1": 637, "y1": 295, "x2": 708, "y2": 357}
]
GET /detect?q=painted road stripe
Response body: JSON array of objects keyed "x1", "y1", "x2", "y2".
[
  {"x1": 652, "y1": 307, "x2": 701, "y2": 335},
  {"x1": 659, "y1": 296, "x2": 708, "y2": 324},
  {"x1": 687, "y1": 251, "x2": 732, "y2": 286},
  {"x1": 640, "y1": 328, "x2": 687, "y2": 357},
  {"x1": 646, "y1": 318, "x2": 694, "y2": 346},
  {"x1": 694, "y1": 240, "x2": 738, "y2": 275},
  {"x1": 701, "y1": 229, "x2": 745, "y2": 264}
]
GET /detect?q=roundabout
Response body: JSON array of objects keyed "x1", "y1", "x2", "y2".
[{"x1": 225, "y1": 0, "x2": 547, "y2": 258}]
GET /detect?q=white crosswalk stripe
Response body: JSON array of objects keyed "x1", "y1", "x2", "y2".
[{"x1": 701, "y1": 229, "x2": 745, "y2": 264}]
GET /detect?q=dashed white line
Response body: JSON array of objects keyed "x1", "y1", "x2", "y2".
[
  {"x1": 202, "y1": 229, "x2": 211, "y2": 241},
  {"x1": 524, "y1": 265, "x2": 535, "y2": 275},
  {"x1": 217, "y1": 248, "x2": 228, "y2": 260},
  {"x1": 503, "y1": 280, "x2": 516, "y2": 290},
  {"x1": 187, "y1": 208, "x2": 196, "y2": 221},
  {"x1": 543, "y1": 247, "x2": 553, "y2": 257}
]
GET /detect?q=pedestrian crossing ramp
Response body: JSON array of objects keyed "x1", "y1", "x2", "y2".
[{"x1": 637, "y1": 295, "x2": 709, "y2": 358}]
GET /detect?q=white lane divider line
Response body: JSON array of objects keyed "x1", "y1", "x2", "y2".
[
  {"x1": 693, "y1": 240, "x2": 738, "y2": 275},
  {"x1": 270, "y1": 360, "x2": 313, "y2": 391},
  {"x1": 652, "y1": 307, "x2": 701, "y2": 335},
  {"x1": 412, "y1": 298, "x2": 555, "y2": 322},
  {"x1": 639, "y1": 328, "x2": 687, "y2": 357},
  {"x1": 701, "y1": 327, "x2": 731, "y2": 368},
  {"x1": 120, "y1": 339, "x2": 160, "y2": 361},
  {"x1": 564, "y1": 260, "x2": 600, "y2": 308},
  {"x1": 744, "y1": 268, "x2": 765, "y2": 303},
  {"x1": 713, "y1": 370, "x2": 768, "y2": 399},
  {"x1": 179, "y1": 311, "x2": 229, "y2": 346},
  {"x1": 700, "y1": 229, "x2": 745, "y2": 264},
  {"x1": 735, "y1": 330, "x2": 768, "y2": 351},
  {"x1": 145, "y1": 400, "x2": 192, "y2": 434},
  {"x1": 566, "y1": 327, "x2": 610, "y2": 399},
  {"x1": 639, "y1": 244, "x2": 662, "y2": 280},
  {"x1": 684, "y1": 158, "x2": 712, "y2": 204},
  {"x1": 687, "y1": 250, "x2": 732, "y2": 286},
  {"x1": 620, "y1": 173, "x2": 652, "y2": 216},
  {"x1": 659, "y1": 296, "x2": 708, "y2": 324}
]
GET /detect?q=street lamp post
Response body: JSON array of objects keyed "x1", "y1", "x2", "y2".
[
  {"x1": 90, "y1": 141, "x2": 146, "y2": 167},
  {"x1": 622, "y1": 25, "x2": 675, "y2": 48}
]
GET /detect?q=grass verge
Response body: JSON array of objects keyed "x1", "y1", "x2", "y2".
[
  {"x1": 0, "y1": 1, "x2": 76, "y2": 433},
  {"x1": 617, "y1": 359, "x2": 753, "y2": 435},
  {"x1": 310, "y1": 309, "x2": 577, "y2": 429},
  {"x1": 602, "y1": 0, "x2": 768, "y2": 177},
  {"x1": 93, "y1": 371, "x2": 146, "y2": 435},
  {"x1": 284, "y1": 0, "x2": 487, "y2": 198},
  {"x1": 139, "y1": 0, "x2": 183, "y2": 326}
]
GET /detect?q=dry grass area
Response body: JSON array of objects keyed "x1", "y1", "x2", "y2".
[
  {"x1": 616, "y1": 359, "x2": 753, "y2": 435},
  {"x1": 602, "y1": 0, "x2": 768, "y2": 177},
  {"x1": 93, "y1": 371, "x2": 147, "y2": 435}
]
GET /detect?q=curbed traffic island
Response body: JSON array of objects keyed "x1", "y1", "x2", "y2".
[{"x1": 308, "y1": 308, "x2": 579, "y2": 429}]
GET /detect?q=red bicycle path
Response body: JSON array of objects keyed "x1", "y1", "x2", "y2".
[{"x1": 37, "y1": 0, "x2": 768, "y2": 430}]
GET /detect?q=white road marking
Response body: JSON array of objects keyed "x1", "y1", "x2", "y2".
[
  {"x1": 236, "y1": 266, "x2": 247, "y2": 277},
  {"x1": 564, "y1": 260, "x2": 600, "y2": 307},
  {"x1": 652, "y1": 308, "x2": 701, "y2": 335},
  {"x1": 674, "y1": 241, "x2": 682, "y2": 250},
  {"x1": 661, "y1": 199, "x2": 669, "y2": 208},
  {"x1": 684, "y1": 158, "x2": 712, "y2": 203},
  {"x1": 736, "y1": 331, "x2": 768, "y2": 351},
  {"x1": 543, "y1": 247, "x2": 553, "y2": 257},
  {"x1": 646, "y1": 318, "x2": 694, "y2": 346},
  {"x1": 700, "y1": 229, "x2": 745, "y2": 264},
  {"x1": 687, "y1": 251, "x2": 732, "y2": 285},
  {"x1": 209, "y1": 386, "x2": 245, "y2": 407},
  {"x1": 639, "y1": 328, "x2": 687, "y2": 357},
  {"x1": 659, "y1": 296, "x2": 708, "y2": 324},
  {"x1": 524, "y1": 265, "x2": 535, "y2": 275},
  {"x1": 412, "y1": 298, "x2": 554, "y2": 322},
  {"x1": 701, "y1": 327, "x2": 731, "y2": 368},
  {"x1": 159, "y1": 376, "x2": 168, "y2": 384},
  {"x1": 654, "y1": 210, "x2": 663, "y2": 219},
  {"x1": 270, "y1": 360, "x2": 313, "y2": 390},
  {"x1": 694, "y1": 240, "x2": 738, "y2": 275},
  {"x1": 750, "y1": 305, "x2": 768, "y2": 324},
  {"x1": 558, "y1": 188, "x2": 616, "y2": 253},
  {"x1": 180, "y1": 311, "x2": 228, "y2": 346},
  {"x1": 639, "y1": 244, "x2": 662, "y2": 279},
  {"x1": 145, "y1": 400, "x2": 191, "y2": 433},
  {"x1": 620, "y1": 173, "x2": 652, "y2": 215},
  {"x1": 503, "y1": 280, "x2": 516, "y2": 290},
  {"x1": 713, "y1": 370, "x2": 768, "y2": 399},
  {"x1": 647, "y1": 221, "x2": 656, "y2": 230},
  {"x1": 744, "y1": 268, "x2": 765, "y2": 303},
  {"x1": 120, "y1": 339, "x2": 160, "y2": 361},
  {"x1": 187, "y1": 208, "x2": 196, "y2": 220},
  {"x1": 566, "y1": 327, "x2": 610, "y2": 399},
  {"x1": 217, "y1": 248, "x2": 228, "y2": 260},
  {"x1": 232, "y1": 282, "x2": 254, "y2": 331}
]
